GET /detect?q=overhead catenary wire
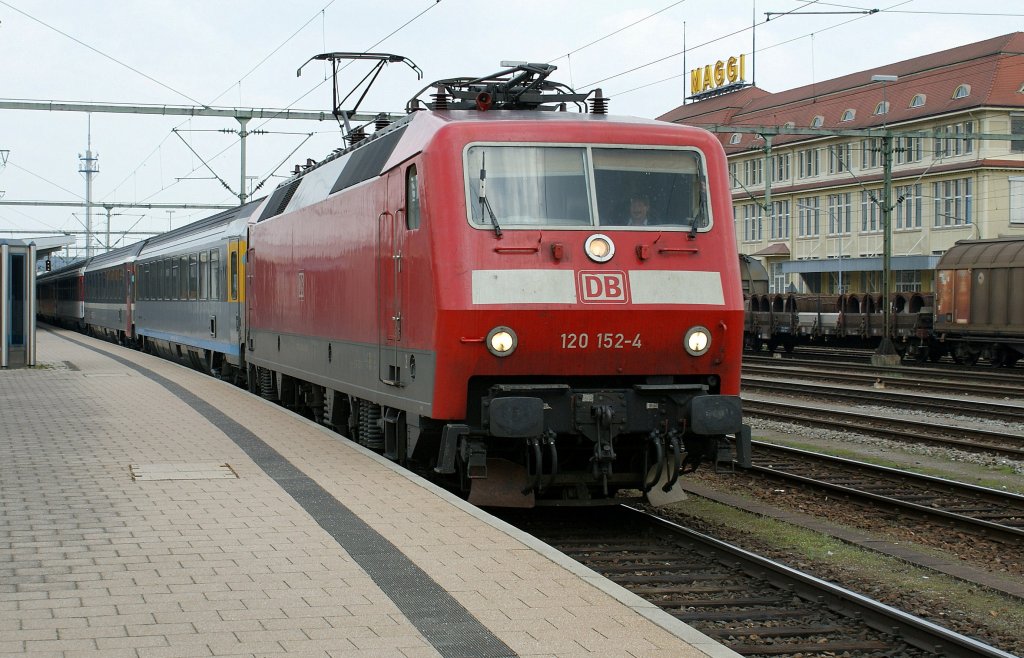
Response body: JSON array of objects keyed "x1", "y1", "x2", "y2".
[{"x1": 0, "y1": 0, "x2": 206, "y2": 107}]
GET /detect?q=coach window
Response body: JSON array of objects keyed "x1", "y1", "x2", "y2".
[
  {"x1": 210, "y1": 250, "x2": 221, "y2": 301},
  {"x1": 188, "y1": 254, "x2": 198, "y2": 300},
  {"x1": 169, "y1": 258, "x2": 179, "y2": 300},
  {"x1": 230, "y1": 252, "x2": 239, "y2": 301},
  {"x1": 406, "y1": 165, "x2": 420, "y2": 229},
  {"x1": 199, "y1": 252, "x2": 208, "y2": 300},
  {"x1": 178, "y1": 256, "x2": 188, "y2": 300}
]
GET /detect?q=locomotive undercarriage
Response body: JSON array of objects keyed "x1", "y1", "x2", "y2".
[
  {"x1": 436, "y1": 383, "x2": 748, "y2": 507},
  {"x1": 245, "y1": 366, "x2": 750, "y2": 508}
]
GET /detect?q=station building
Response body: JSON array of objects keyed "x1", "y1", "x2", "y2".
[{"x1": 659, "y1": 32, "x2": 1024, "y2": 294}]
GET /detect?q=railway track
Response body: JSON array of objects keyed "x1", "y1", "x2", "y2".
[
  {"x1": 748, "y1": 442, "x2": 1024, "y2": 546},
  {"x1": 742, "y1": 375, "x2": 1023, "y2": 422},
  {"x1": 741, "y1": 398, "x2": 1024, "y2": 459},
  {"x1": 743, "y1": 357, "x2": 1024, "y2": 399},
  {"x1": 747, "y1": 347, "x2": 1024, "y2": 372},
  {"x1": 504, "y1": 506, "x2": 1016, "y2": 657}
]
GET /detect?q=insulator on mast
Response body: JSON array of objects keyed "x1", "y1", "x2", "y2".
[
  {"x1": 345, "y1": 127, "x2": 367, "y2": 145},
  {"x1": 432, "y1": 86, "x2": 449, "y2": 110}
]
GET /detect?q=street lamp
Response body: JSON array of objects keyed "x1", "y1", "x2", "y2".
[{"x1": 870, "y1": 74, "x2": 900, "y2": 366}]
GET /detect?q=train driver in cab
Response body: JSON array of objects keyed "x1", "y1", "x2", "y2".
[{"x1": 614, "y1": 193, "x2": 654, "y2": 226}]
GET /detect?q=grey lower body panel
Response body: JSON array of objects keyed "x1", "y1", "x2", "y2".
[{"x1": 247, "y1": 329, "x2": 435, "y2": 418}]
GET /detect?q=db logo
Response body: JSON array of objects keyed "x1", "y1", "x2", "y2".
[{"x1": 578, "y1": 271, "x2": 629, "y2": 304}]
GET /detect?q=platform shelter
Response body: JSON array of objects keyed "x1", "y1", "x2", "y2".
[{"x1": 1, "y1": 236, "x2": 74, "y2": 368}]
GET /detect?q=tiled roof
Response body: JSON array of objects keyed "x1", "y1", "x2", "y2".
[{"x1": 658, "y1": 32, "x2": 1024, "y2": 152}]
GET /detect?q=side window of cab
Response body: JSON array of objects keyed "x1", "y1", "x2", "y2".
[{"x1": 406, "y1": 165, "x2": 421, "y2": 229}]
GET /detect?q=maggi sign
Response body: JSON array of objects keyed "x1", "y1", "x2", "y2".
[{"x1": 690, "y1": 54, "x2": 747, "y2": 95}]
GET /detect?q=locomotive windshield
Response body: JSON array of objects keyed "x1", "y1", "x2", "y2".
[{"x1": 465, "y1": 145, "x2": 709, "y2": 230}]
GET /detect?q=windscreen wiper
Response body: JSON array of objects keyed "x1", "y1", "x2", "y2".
[
  {"x1": 689, "y1": 169, "x2": 708, "y2": 241},
  {"x1": 479, "y1": 154, "x2": 502, "y2": 238}
]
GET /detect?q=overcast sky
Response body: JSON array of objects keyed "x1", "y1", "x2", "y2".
[{"x1": 0, "y1": 0, "x2": 1020, "y2": 252}]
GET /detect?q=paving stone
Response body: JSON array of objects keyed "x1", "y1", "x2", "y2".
[{"x1": 0, "y1": 329, "x2": 737, "y2": 658}]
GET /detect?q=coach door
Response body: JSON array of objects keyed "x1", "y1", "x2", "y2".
[
  {"x1": 378, "y1": 169, "x2": 406, "y2": 386},
  {"x1": 124, "y1": 264, "x2": 134, "y2": 338},
  {"x1": 227, "y1": 239, "x2": 245, "y2": 347}
]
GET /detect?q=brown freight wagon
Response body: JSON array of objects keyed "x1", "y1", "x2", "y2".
[{"x1": 933, "y1": 237, "x2": 1024, "y2": 366}]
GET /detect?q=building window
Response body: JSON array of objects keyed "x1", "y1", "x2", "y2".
[
  {"x1": 730, "y1": 133, "x2": 742, "y2": 145},
  {"x1": 895, "y1": 136, "x2": 923, "y2": 164},
  {"x1": 933, "y1": 178, "x2": 973, "y2": 226},
  {"x1": 772, "y1": 153, "x2": 790, "y2": 182},
  {"x1": 860, "y1": 138, "x2": 881, "y2": 169},
  {"x1": 797, "y1": 196, "x2": 820, "y2": 237},
  {"x1": 811, "y1": 115, "x2": 824, "y2": 128},
  {"x1": 841, "y1": 109, "x2": 856, "y2": 122},
  {"x1": 1009, "y1": 177, "x2": 1024, "y2": 224},
  {"x1": 743, "y1": 158, "x2": 763, "y2": 186},
  {"x1": 953, "y1": 84, "x2": 970, "y2": 99},
  {"x1": 783, "y1": 121, "x2": 796, "y2": 130},
  {"x1": 827, "y1": 143, "x2": 851, "y2": 174},
  {"x1": 1011, "y1": 115, "x2": 1024, "y2": 154},
  {"x1": 909, "y1": 94, "x2": 926, "y2": 108},
  {"x1": 770, "y1": 262, "x2": 786, "y2": 294},
  {"x1": 798, "y1": 148, "x2": 819, "y2": 178},
  {"x1": 827, "y1": 193, "x2": 851, "y2": 235},
  {"x1": 874, "y1": 101, "x2": 889, "y2": 115},
  {"x1": 895, "y1": 183, "x2": 923, "y2": 229},
  {"x1": 729, "y1": 162, "x2": 738, "y2": 187},
  {"x1": 895, "y1": 270, "x2": 921, "y2": 292},
  {"x1": 770, "y1": 200, "x2": 790, "y2": 240},
  {"x1": 742, "y1": 203, "x2": 763, "y2": 242},
  {"x1": 860, "y1": 190, "x2": 882, "y2": 233},
  {"x1": 934, "y1": 121, "x2": 974, "y2": 157}
]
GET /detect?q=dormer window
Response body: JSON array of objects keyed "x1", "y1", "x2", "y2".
[
  {"x1": 811, "y1": 115, "x2": 824, "y2": 128},
  {"x1": 841, "y1": 109, "x2": 856, "y2": 122},
  {"x1": 910, "y1": 94, "x2": 926, "y2": 108},
  {"x1": 729, "y1": 133, "x2": 742, "y2": 145},
  {"x1": 953, "y1": 84, "x2": 970, "y2": 99},
  {"x1": 874, "y1": 101, "x2": 889, "y2": 115},
  {"x1": 783, "y1": 121, "x2": 795, "y2": 130}
]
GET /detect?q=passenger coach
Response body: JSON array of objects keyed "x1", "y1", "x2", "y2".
[{"x1": 134, "y1": 200, "x2": 260, "y2": 380}]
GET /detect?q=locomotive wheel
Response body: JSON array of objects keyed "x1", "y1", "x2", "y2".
[
  {"x1": 989, "y1": 346, "x2": 1008, "y2": 368},
  {"x1": 928, "y1": 347, "x2": 944, "y2": 362}
]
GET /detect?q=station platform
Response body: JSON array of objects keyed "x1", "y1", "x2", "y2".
[{"x1": 0, "y1": 326, "x2": 739, "y2": 658}]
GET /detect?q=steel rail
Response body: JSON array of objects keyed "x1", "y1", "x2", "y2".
[
  {"x1": 742, "y1": 375, "x2": 1024, "y2": 421},
  {"x1": 741, "y1": 398, "x2": 1024, "y2": 459},
  {"x1": 748, "y1": 442, "x2": 1024, "y2": 544}
]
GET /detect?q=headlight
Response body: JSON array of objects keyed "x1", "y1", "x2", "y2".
[
  {"x1": 684, "y1": 326, "x2": 711, "y2": 356},
  {"x1": 487, "y1": 326, "x2": 517, "y2": 357},
  {"x1": 584, "y1": 234, "x2": 615, "y2": 263}
]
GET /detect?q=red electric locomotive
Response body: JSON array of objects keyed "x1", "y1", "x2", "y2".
[{"x1": 245, "y1": 63, "x2": 749, "y2": 506}]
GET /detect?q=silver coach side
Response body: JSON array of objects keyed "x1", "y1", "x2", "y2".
[
  {"x1": 133, "y1": 200, "x2": 263, "y2": 380},
  {"x1": 83, "y1": 242, "x2": 146, "y2": 345}
]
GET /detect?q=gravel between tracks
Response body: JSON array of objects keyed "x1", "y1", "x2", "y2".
[{"x1": 649, "y1": 412, "x2": 1024, "y2": 656}]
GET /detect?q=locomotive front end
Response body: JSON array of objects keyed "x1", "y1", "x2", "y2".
[{"x1": 429, "y1": 117, "x2": 749, "y2": 507}]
